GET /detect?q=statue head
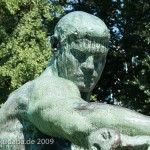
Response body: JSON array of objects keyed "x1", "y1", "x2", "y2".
[{"x1": 51, "y1": 11, "x2": 110, "y2": 92}]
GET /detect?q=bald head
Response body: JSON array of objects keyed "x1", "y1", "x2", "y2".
[
  {"x1": 56, "y1": 11, "x2": 109, "y2": 37},
  {"x1": 51, "y1": 11, "x2": 110, "y2": 49}
]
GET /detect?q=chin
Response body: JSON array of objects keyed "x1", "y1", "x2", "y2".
[{"x1": 77, "y1": 82, "x2": 96, "y2": 92}]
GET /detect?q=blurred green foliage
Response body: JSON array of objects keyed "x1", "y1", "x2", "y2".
[{"x1": 0, "y1": 0, "x2": 64, "y2": 103}]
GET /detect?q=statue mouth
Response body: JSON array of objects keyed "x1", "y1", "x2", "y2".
[
  {"x1": 76, "y1": 75, "x2": 97, "y2": 84},
  {"x1": 78, "y1": 76, "x2": 94, "y2": 81}
]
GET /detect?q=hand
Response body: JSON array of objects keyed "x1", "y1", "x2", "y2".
[
  {"x1": 88, "y1": 128, "x2": 150, "y2": 150},
  {"x1": 88, "y1": 128, "x2": 121, "y2": 150}
]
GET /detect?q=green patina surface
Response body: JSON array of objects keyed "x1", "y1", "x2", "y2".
[{"x1": 0, "y1": 11, "x2": 150, "y2": 150}]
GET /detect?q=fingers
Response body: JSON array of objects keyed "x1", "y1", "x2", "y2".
[
  {"x1": 120, "y1": 134, "x2": 150, "y2": 148},
  {"x1": 88, "y1": 128, "x2": 150, "y2": 150}
]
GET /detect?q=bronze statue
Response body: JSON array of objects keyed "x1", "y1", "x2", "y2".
[{"x1": 0, "y1": 11, "x2": 150, "y2": 150}]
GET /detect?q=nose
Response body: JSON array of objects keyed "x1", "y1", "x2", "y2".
[{"x1": 81, "y1": 56, "x2": 94, "y2": 74}]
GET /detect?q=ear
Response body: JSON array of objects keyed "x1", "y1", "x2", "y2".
[{"x1": 50, "y1": 35, "x2": 59, "y2": 56}]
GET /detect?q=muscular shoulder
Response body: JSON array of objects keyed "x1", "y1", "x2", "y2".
[
  {"x1": 0, "y1": 81, "x2": 33, "y2": 122},
  {"x1": 32, "y1": 76, "x2": 81, "y2": 99}
]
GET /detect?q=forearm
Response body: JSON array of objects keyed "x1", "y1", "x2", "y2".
[
  {"x1": 27, "y1": 98, "x2": 150, "y2": 149},
  {"x1": 120, "y1": 134, "x2": 150, "y2": 148},
  {"x1": 76, "y1": 102, "x2": 150, "y2": 136}
]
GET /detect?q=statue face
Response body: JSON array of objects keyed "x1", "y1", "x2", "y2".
[
  {"x1": 56, "y1": 37, "x2": 108, "y2": 92},
  {"x1": 52, "y1": 11, "x2": 110, "y2": 92}
]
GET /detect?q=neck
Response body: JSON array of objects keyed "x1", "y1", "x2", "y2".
[
  {"x1": 40, "y1": 57, "x2": 58, "y2": 77},
  {"x1": 80, "y1": 91, "x2": 92, "y2": 102}
]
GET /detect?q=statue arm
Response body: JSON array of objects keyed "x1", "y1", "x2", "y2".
[
  {"x1": 26, "y1": 77, "x2": 150, "y2": 149},
  {"x1": 27, "y1": 100, "x2": 150, "y2": 149}
]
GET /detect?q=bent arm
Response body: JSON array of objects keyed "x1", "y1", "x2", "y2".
[
  {"x1": 27, "y1": 77, "x2": 150, "y2": 149},
  {"x1": 28, "y1": 99, "x2": 150, "y2": 149}
]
